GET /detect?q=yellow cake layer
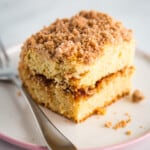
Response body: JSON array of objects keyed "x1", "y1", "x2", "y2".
[{"x1": 19, "y1": 65, "x2": 134, "y2": 123}]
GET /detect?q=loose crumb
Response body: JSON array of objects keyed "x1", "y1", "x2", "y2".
[
  {"x1": 113, "y1": 114, "x2": 131, "y2": 130},
  {"x1": 139, "y1": 125, "x2": 143, "y2": 128},
  {"x1": 104, "y1": 113, "x2": 131, "y2": 130},
  {"x1": 23, "y1": 10, "x2": 133, "y2": 65},
  {"x1": 125, "y1": 130, "x2": 132, "y2": 136},
  {"x1": 96, "y1": 107, "x2": 106, "y2": 115},
  {"x1": 113, "y1": 120, "x2": 128, "y2": 129},
  {"x1": 17, "y1": 91, "x2": 21, "y2": 96},
  {"x1": 104, "y1": 122, "x2": 112, "y2": 128},
  {"x1": 132, "y1": 89, "x2": 144, "y2": 102}
]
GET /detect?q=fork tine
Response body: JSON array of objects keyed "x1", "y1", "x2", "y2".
[{"x1": 0, "y1": 39, "x2": 10, "y2": 67}]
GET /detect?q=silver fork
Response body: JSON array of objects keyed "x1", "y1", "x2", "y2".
[{"x1": 0, "y1": 40, "x2": 77, "y2": 150}]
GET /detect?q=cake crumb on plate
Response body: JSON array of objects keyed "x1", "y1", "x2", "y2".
[
  {"x1": 104, "y1": 122, "x2": 112, "y2": 128},
  {"x1": 104, "y1": 112, "x2": 131, "y2": 130},
  {"x1": 132, "y1": 89, "x2": 144, "y2": 102},
  {"x1": 113, "y1": 120, "x2": 128, "y2": 129},
  {"x1": 113, "y1": 114, "x2": 131, "y2": 130},
  {"x1": 125, "y1": 130, "x2": 132, "y2": 136}
]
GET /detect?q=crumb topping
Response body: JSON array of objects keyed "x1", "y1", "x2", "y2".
[
  {"x1": 22, "y1": 10, "x2": 133, "y2": 64},
  {"x1": 132, "y1": 89, "x2": 144, "y2": 102}
]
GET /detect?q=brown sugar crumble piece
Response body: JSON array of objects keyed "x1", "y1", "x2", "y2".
[
  {"x1": 104, "y1": 122, "x2": 112, "y2": 128},
  {"x1": 132, "y1": 89, "x2": 145, "y2": 103},
  {"x1": 125, "y1": 130, "x2": 132, "y2": 136}
]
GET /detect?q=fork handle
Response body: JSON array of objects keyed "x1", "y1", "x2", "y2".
[{"x1": 0, "y1": 68, "x2": 16, "y2": 78}]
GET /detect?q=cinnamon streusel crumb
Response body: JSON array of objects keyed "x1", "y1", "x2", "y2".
[
  {"x1": 22, "y1": 10, "x2": 133, "y2": 64},
  {"x1": 132, "y1": 89, "x2": 144, "y2": 103}
]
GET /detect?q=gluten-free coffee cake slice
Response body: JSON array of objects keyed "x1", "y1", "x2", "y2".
[{"x1": 19, "y1": 10, "x2": 135, "y2": 122}]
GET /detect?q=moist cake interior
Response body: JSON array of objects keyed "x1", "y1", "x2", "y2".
[{"x1": 19, "y1": 64, "x2": 134, "y2": 122}]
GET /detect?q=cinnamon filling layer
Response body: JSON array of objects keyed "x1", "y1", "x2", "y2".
[{"x1": 25, "y1": 66, "x2": 134, "y2": 99}]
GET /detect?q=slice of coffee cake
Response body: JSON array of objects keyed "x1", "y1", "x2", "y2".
[{"x1": 19, "y1": 10, "x2": 135, "y2": 123}]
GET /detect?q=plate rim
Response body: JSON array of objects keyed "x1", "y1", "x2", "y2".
[
  {"x1": 0, "y1": 44, "x2": 150, "y2": 150},
  {"x1": 0, "y1": 133, "x2": 47, "y2": 150}
]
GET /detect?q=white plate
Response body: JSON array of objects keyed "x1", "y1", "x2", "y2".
[{"x1": 0, "y1": 45, "x2": 150, "y2": 150}]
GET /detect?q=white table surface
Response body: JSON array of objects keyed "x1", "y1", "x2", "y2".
[{"x1": 0, "y1": 0, "x2": 150, "y2": 150}]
